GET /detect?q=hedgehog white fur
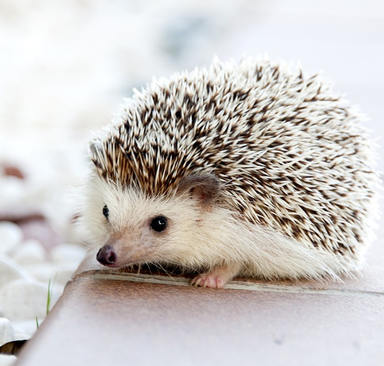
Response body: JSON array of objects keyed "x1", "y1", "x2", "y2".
[{"x1": 82, "y1": 58, "x2": 379, "y2": 288}]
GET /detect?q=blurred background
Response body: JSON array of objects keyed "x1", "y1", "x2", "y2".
[{"x1": 0, "y1": 0, "x2": 383, "y2": 350}]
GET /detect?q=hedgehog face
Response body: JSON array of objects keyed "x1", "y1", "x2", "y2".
[{"x1": 83, "y1": 173, "x2": 231, "y2": 269}]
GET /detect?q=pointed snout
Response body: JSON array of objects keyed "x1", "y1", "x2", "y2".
[{"x1": 96, "y1": 244, "x2": 117, "y2": 266}]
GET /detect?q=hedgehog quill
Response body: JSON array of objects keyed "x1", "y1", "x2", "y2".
[{"x1": 82, "y1": 59, "x2": 379, "y2": 288}]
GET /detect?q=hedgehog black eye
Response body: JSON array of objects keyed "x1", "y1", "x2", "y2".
[
  {"x1": 150, "y1": 216, "x2": 168, "y2": 232},
  {"x1": 102, "y1": 205, "x2": 109, "y2": 220}
]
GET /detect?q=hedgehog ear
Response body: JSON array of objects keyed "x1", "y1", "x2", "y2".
[{"x1": 177, "y1": 174, "x2": 220, "y2": 205}]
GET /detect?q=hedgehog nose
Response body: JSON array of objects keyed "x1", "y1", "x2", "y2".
[{"x1": 96, "y1": 245, "x2": 117, "y2": 266}]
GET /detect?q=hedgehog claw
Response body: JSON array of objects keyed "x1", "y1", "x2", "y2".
[
  {"x1": 192, "y1": 277, "x2": 201, "y2": 287},
  {"x1": 191, "y1": 263, "x2": 241, "y2": 289}
]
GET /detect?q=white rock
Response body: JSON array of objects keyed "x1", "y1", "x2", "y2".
[
  {"x1": 12, "y1": 239, "x2": 46, "y2": 265},
  {"x1": 25, "y1": 261, "x2": 76, "y2": 286},
  {"x1": 51, "y1": 263, "x2": 78, "y2": 285},
  {"x1": 0, "y1": 256, "x2": 31, "y2": 289},
  {"x1": 0, "y1": 177, "x2": 27, "y2": 211},
  {"x1": 0, "y1": 279, "x2": 60, "y2": 321},
  {"x1": 0, "y1": 222, "x2": 23, "y2": 254},
  {"x1": 51, "y1": 243, "x2": 86, "y2": 266},
  {"x1": 12, "y1": 319, "x2": 41, "y2": 340},
  {"x1": 25, "y1": 263, "x2": 55, "y2": 283},
  {"x1": 0, "y1": 318, "x2": 15, "y2": 347},
  {"x1": 0, "y1": 354, "x2": 16, "y2": 366}
]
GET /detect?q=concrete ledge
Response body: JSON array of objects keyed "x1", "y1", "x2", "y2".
[{"x1": 15, "y1": 254, "x2": 384, "y2": 366}]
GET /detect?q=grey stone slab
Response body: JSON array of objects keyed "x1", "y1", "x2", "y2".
[{"x1": 16, "y1": 273, "x2": 384, "y2": 366}]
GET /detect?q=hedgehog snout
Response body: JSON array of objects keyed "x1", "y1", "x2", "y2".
[{"x1": 96, "y1": 244, "x2": 117, "y2": 266}]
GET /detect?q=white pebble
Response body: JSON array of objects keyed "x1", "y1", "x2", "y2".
[
  {"x1": 0, "y1": 318, "x2": 15, "y2": 346},
  {"x1": 12, "y1": 239, "x2": 46, "y2": 265},
  {"x1": 27, "y1": 263, "x2": 77, "y2": 286},
  {"x1": 12, "y1": 319, "x2": 42, "y2": 340},
  {"x1": 0, "y1": 256, "x2": 31, "y2": 289},
  {"x1": 0, "y1": 279, "x2": 60, "y2": 321},
  {"x1": 25, "y1": 260, "x2": 77, "y2": 286},
  {"x1": 0, "y1": 222, "x2": 23, "y2": 254},
  {"x1": 0, "y1": 354, "x2": 16, "y2": 366},
  {"x1": 51, "y1": 263, "x2": 78, "y2": 285},
  {"x1": 0, "y1": 177, "x2": 26, "y2": 211},
  {"x1": 25, "y1": 263, "x2": 55, "y2": 283},
  {"x1": 51, "y1": 243, "x2": 86, "y2": 266}
]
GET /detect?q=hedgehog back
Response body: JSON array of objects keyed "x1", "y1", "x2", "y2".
[{"x1": 92, "y1": 60, "x2": 377, "y2": 256}]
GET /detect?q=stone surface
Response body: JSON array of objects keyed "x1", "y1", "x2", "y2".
[
  {"x1": 2, "y1": 165, "x2": 25, "y2": 180},
  {"x1": 0, "y1": 210, "x2": 45, "y2": 225},
  {"x1": 12, "y1": 240, "x2": 46, "y2": 266},
  {"x1": 18, "y1": 220, "x2": 61, "y2": 251},
  {"x1": 49, "y1": 264, "x2": 78, "y2": 285},
  {"x1": 15, "y1": 273, "x2": 384, "y2": 366},
  {"x1": 0, "y1": 257, "x2": 31, "y2": 289},
  {"x1": 0, "y1": 222, "x2": 23, "y2": 255},
  {"x1": 12, "y1": 320, "x2": 42, "y2": 341},
  {"x1": 50, "y1": 244, "x2": 86, "y2": 265},
  {"x1": 23, "y1": 262, "x2": 71, "y2": 288},
  {"x1": 0, "y1": 279, "x2": 60, "y2": 321},
  {"x1": 0, "y1": 318, "x2": 15, "y2": 347},
  {"x1": 23, "y1": 264, "x2": 55, "y2": 284},
  {"x1": 0, "y1": 354, "x2": 17, "y2": 366},
  {"x1": 0, "y1": 221, "x2": 81, "y2": 350}
]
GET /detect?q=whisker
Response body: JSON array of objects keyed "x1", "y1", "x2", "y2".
[{"x1": 153, "y1": 262, "x2": 176, "y2": 280}]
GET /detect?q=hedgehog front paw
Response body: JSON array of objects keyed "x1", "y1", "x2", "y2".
[
  {"x1": 191, "y1": 273, "x2": 225, "y2": 288},
  {"x1": 191, "y1": 263, "x2": 241, "y2": 289}
]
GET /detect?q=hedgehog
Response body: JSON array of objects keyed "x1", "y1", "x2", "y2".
[{"x1": 82, "y1": 58, "x2": 379, "y2": 288}]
